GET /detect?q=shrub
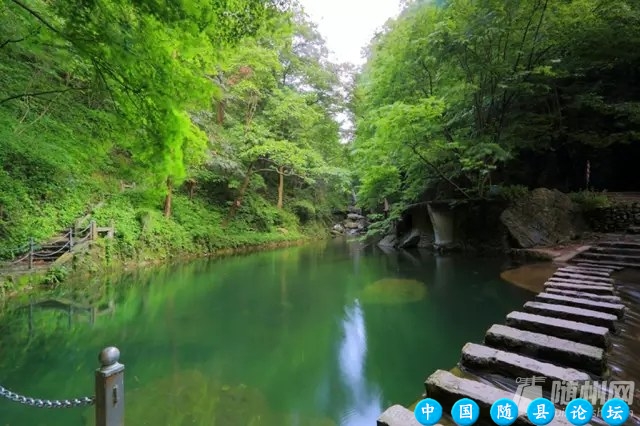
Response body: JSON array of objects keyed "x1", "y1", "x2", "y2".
[
  {"x1": 569, "y1": 190, "x2": 611, "y2": 210},
  {"x1": 290, "y1": 200, "x2": 316, "y2": 223},
  {"x1": 488, "y1": 184, "x2": 529, "y2": 202}
]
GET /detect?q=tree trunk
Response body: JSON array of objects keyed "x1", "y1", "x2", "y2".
[
  {"x1": 186, "y1": 179, "x2": 196, "y2": 200},
  {"x1": 164, "y1": 176, "x2": 173, "y2": 217},
  {"x1": 224, "y1": 162, "x2": 254, "y2": 226},
  {"x1": 277, "y1": 166, "x2": 284, "y2": 209}
]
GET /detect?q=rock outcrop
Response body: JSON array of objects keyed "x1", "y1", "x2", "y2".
[
  {"x1": 331, "y1": 207, "x2": 369, "y2": 236},
  {"x1": 500, "y1": 188, "x2": 582, "y2": 248}
]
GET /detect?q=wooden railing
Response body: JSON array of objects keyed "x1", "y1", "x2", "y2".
[{"x1": 0, "y1": 220, "x2": 115, "y2": 271}]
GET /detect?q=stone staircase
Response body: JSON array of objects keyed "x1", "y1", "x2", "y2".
[
  {"x1": 570, "y1": 231, "x2": 640, "y2": 269},
  {"x1": 377, "y1": 248, "x2": 635, "y2": 425}
]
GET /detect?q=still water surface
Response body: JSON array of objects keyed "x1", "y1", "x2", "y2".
[{"x1": 0, "y1": 240, "x2": 532, "y2": 425}]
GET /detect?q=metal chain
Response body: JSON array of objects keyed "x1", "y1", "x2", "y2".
[{"x1": 0, "y1": 385, "x2": 94, "y2": 408}]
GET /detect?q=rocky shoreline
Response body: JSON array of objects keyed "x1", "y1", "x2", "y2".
[
  {"x1": 331, "y1": 206, "x2": 370, "y2": 236},
  {"x1": 334, "y1": 188, "x2": 640, "y2": 255}
]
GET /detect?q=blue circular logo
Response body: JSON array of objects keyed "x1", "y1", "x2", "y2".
[
  {"x1": 414, "y1": 398, "x2": 443, "y2": 426},
  {"x1": 600, "y1": 398, "x2": 630, "y2": 425},
  {"x1": 451, "y1": 398, "x2": 480, "y2": 425},
  {"x1": 565, "y1": 398, "x2": 593, "y2": 425},
  {"x1": 490, "y1": 398, "x2": 518, "y2": 425},
  {"x1": 526, "y1": 398, "x2": 555, "y2": 425}
]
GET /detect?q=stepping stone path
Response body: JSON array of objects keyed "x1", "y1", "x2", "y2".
[{"x1": 377, "y1": 238, "x2": 638, "y2": 425}]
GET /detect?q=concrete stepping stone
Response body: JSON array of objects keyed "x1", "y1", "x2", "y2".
[
  {"x1": 425, "y1": 370, "x2": 575, "y2": 426},
  {"x1": 575, "y1": 261, "x2": 624, "y2": 270},
  {"x1": 591, "y1": 246, "x2": 640, "y2": 256},
  {"x1": 544, "y1": 282, "x2": 615, "y2": 295},
  {"x1": 551, "y1": 272, "x2": 613, "y2": 284},
  {"x1": 505, "y1": 311, "x2": 610, "y2": 348},
  {"x1": 535, "y1": 292, "x2": 625, "y2": 319},
  {"x1": 522, "y1": 301, "x2": 618, "y2": 331},
  {"x1": 580, "y1": 252, "x2": 640, "y2": 263},
  {"x1": 563, "y1": 267, "x2": 616, "y2": 275},
  {"x1": 597, "y1": 241, "x2": 640, "y2": 250},
  {"x1": 545, "y1": 288, "x2": 622, "y2": 303},
  {"x1": 377, "y1": 405, "x2": 435, "y2": 426},
  {"x1": 575, "y1": 259, "x2": 640, "y2": 269},
  {"x1": 460, "y1": 342, "x2": 591, "y2": 386},
  {"x1": 547, "y1": 277, "x2": 613, "y2": 287},
  {"x1": 557, "y1": 267, "x2": 612, "y2": 277},
  {"x1": 484, "y1": 324, "x2": 606, "y2": 377}
]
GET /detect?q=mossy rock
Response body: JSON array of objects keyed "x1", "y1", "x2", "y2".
[{"x1": 360, "y1": 278, "x2": 427, "y2": 305}]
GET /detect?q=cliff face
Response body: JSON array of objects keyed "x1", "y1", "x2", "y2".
[{"x1": 500, "y1": 188, "x2": 585, "y2": 249}]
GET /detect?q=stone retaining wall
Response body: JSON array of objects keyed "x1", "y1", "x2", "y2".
[{"x1": 584, "y1": 203, "x2": 640, "y2": 232}]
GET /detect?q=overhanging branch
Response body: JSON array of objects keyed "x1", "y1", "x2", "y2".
[
  {"x1": 0, "y1": 87, "x2": 88, "y2": 105},
  {"x1": 407, "y1": 125, "x2": 472, "y2": 199},
  {"x1": 9, "y1": 0, "x2": 61, "y2": 35}
]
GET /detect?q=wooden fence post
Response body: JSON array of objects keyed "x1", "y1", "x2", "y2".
[
  {"x1": 28, "y1": 237, "x2": 34, "y2": 270},
  {"x1": 90, "y1": 220, "x2": 97, "y2": 241},
  {"x1": 69, "y1": 227, "x2": 74, "y2": 250},
  {"x1": 95, "y1": 346, "x2": 125, "y2": 426}
]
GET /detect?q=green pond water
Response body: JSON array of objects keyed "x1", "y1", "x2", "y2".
[{"x1": 0, "y1": 239, "x2": 533, "y2": 426}]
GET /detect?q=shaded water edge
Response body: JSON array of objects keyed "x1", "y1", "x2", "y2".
[
  {"x1": 0, "y1": 236, "x2": 310, "y2": 304},
  {"x1": 407, "y1": 264, "x2": 640, "y2": 426},
  {"x1": 474, "y1": 270, "x2": 640, "y2": 425},
  {"x1": 0, "y1": 239, "x2": 537, "y2": 426}
]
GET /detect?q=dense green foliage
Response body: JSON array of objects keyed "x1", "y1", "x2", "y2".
[
  {"x1": 0, "y1": 0, "x2": 350, "y2": 260},
  {"x1": 352, "y1": 0, "x2": 640, "y2": 220}
]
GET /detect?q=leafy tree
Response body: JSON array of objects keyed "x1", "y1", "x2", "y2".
[{"x1": 351, "y1": 0, "x2": 640, "y2": 226}]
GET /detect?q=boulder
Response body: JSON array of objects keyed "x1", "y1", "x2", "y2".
[
  {"x1": 500, "y1": 188, "x2": 582, "y2": 248},
  {"x1": 378, "y1": 234, "x2": 398, "y2": 247},
  {"x1": 347, "y1": 213, "x2": 365, "y2": 221},
  {"x1": 343, "y1": 220, "x2": 360, "y2": 230},
  {"x1": 332, "y1": 223, "x2": 345, "y2": 233},
  {"x1": 397, "y1": 229, "x2": 421, "y2": 249},
  {"x1": 347, "y1": 205, "x2": 362, "y2": 215}
]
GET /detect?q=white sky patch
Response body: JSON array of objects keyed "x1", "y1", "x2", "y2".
[{"x1": 299, "y1": 0, "x2": 402, "y2": 65}]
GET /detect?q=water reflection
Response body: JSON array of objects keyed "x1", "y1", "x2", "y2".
[
  {"x1": 434, "y1": 255, "x2": 454, "y2": 289},
  {"x1": 0, "y1": 241, "x2": 535, "y2": 426},
  {"x1": 338, "y1": 300, "x2": 383, "y2": 425}
]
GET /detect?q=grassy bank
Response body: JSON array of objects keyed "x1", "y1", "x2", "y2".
[
  {"x1": 0, "y1": 234, "x2": 318, "y2": 301},
  {"x1": 0, "y1": 1, "x2": 351, "y2": 300}
]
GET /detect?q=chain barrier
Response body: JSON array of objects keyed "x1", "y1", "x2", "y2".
[{"x1": 0, "y1": 384, "x2": 94, "y2": 408}]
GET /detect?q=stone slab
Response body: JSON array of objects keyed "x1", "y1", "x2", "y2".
[
  {"x1": 592, "y1": 247, "x2": 640, "y2": 256},
  {"x1": 557, "y1": 267, "x2": 612, "y2": 277},
  {"x1": 484, "y1": 324, "x2": 606, "y2": 377},
  {"x1": 547, "y1": 277, "x2": 613, "y2": 287},
  {"x1": 535, "y1": 293, "x2": 625, "y2": 319},
  {"x1": 505, "y1": 311, "x2": 610, "y2": 348},
  {"x1": 565, "y1": 264, "x2": 617, "y2": 273},
  {"x1": 580, "y1": 252, "x2": 640, "y2": 263},
  {"x1": 574, "y1": 259, "x2": 640, "y2": 269},
  {"x1": 523, "y1": 301, "x2": 618, "y2": 331},
  {"x1": 460, "y1": 342, "x2": 591, "y2": 385},
  {"x1": 545, "y1": 288, "x2": 622, "y2": 303},
  {"x1": 597, "y1": 241, "x2": 640, "y2": 250},
  {"x1": 544, "y1": 282, "x2": 615, "y2": 295},
  {"x1": 425, "y1": 370, "x2": 576, "y2": 426},
  {"x1": 551, "y1": 272, "x2": 613, "y2": 284},
  {"x1": 574, "y1": 261, "x2": 624, "y2": 270},
  {"x1": 377, "y1": 405, "x2": 434, "y2": 426}
]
